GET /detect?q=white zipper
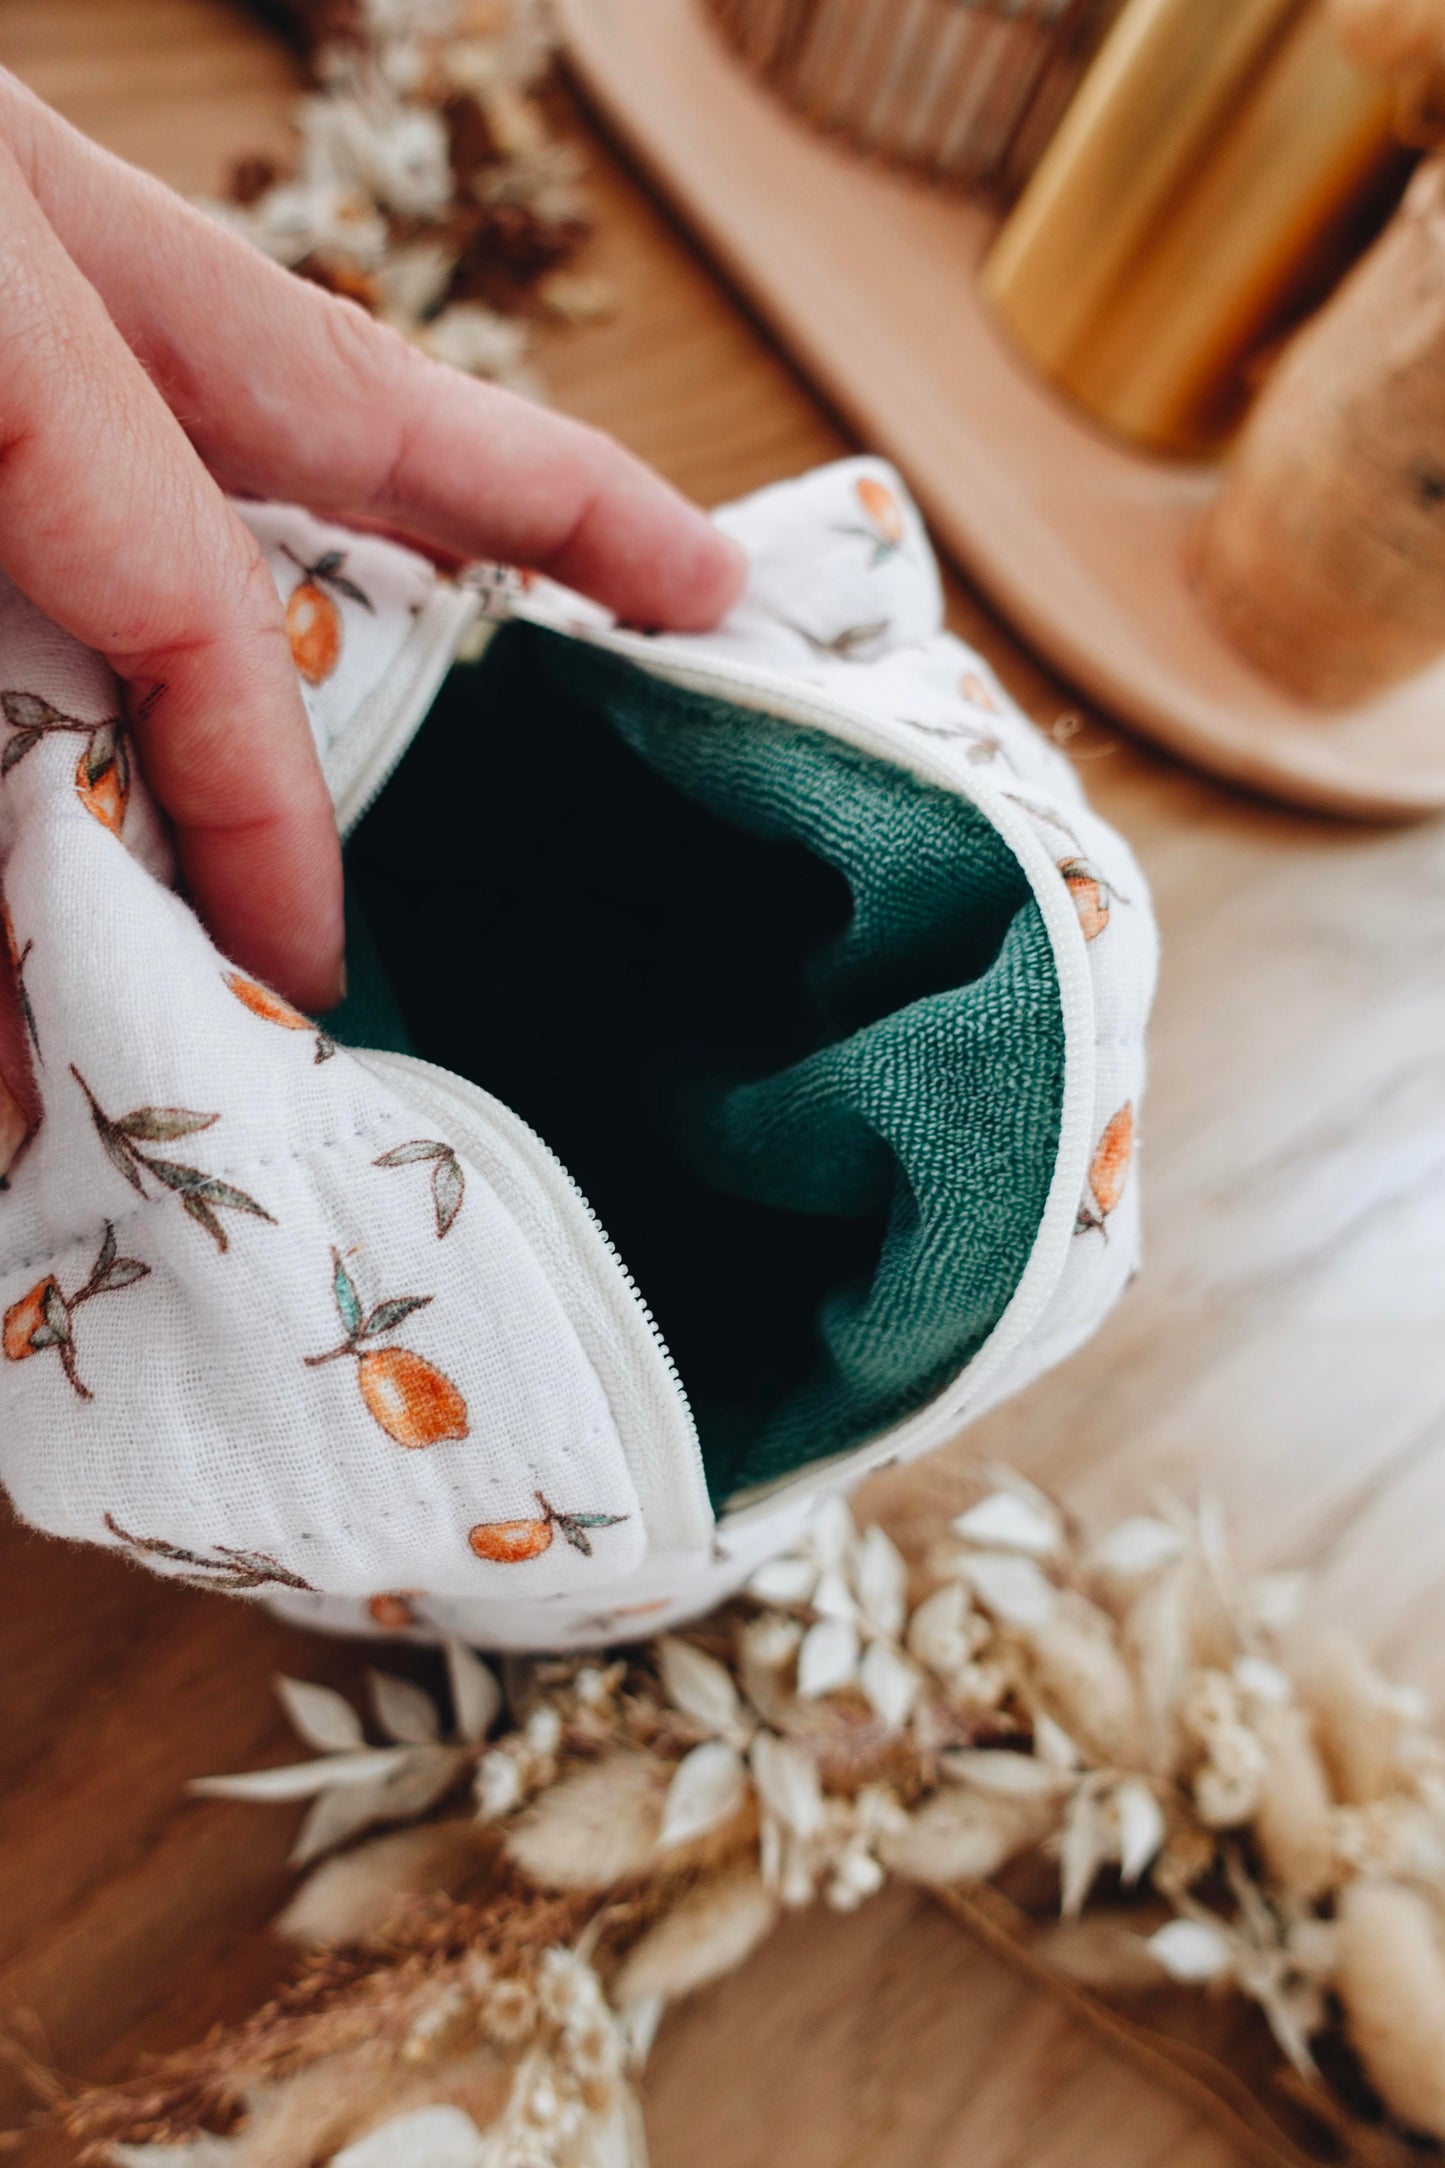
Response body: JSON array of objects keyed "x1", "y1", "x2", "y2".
[
  {"x1": 328, "y1": 594, "x2": 1097, "y2": 1532},
  {"x1": 327, "y1": 582, "x2": 488, "y2": 841},
  {"x1": 353, "y1": 1048, "x2": 713, "y2": 1552}
]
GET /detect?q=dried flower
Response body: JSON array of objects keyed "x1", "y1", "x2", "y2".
[
  {"x1": 202, "y1": 0, "x2": 594, "y2": 400},
  {"x1": 75, "y1": 1472, "x2": 1445, "y2": 2166}
]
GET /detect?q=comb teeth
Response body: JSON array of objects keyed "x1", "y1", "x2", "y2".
[{"x1": 705, "y1": 0, "x2": 1124, "y2": 198}]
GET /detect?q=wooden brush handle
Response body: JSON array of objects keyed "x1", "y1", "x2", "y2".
[{"x1": 1195, "y1": 157, "x2": 1445, "y2": 706}]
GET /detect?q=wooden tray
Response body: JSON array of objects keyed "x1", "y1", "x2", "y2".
[{"x1": 557, "y1": 0, "x2": 1445, "y2": 820}]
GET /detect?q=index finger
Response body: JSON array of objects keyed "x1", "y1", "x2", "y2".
[
  {"x1": 4, "y1": 79, "x2": 748, "y2": 631},
  {"x1": 0, "y1": 142, "x2": 344, "y2": 1013}
]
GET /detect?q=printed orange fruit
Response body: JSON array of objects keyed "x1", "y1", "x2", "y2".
[
  {"x1": 1090, "y1": 1104, "x2": 1134, "y2": 1217},
  {"x1": 960, "y1": 670, "x2": 1001, "y2": 715},
  {"x1": 368, "y1": 1591, "x2": 420, "y2": 1630},
  {"x1": 856, "y1": 475, "x2": 904, "y2": 547},
  {"x1": 226, "y1": 973, "x2": 311, "y2": 1033},
  {"x1": 225, "y1": 971, "x2": 335, "y2": 1062},
  {"x1": 467, "y1": 1490, "x2": 628, "y2": 1565},
  {"x1": 3, "y1": 1275, "x2": 59, "y2": 1362},
  {"x1": 281, "y1": 547, "x2": 373, "y2": 687},
  {"x1": 287, "y1": 581, "x2": 342, "y2": 686},
  {"x1": 75, "y1": 739, "x2": 128, "y2": 835},
  {"x1": 1061, "y1": 859, "x2": 1109, "y2": 942},
  {"x1": 306, "y1": 1252, "x2": 461, "y2": 1442},
  {"x1": 469, "y1": 1516, "x2": 556, "y2": 1564},
  {"x1": 2, "y1": 1225, "x2": 148, "y2": 1398},
  {"x1": 358, "y1": 1345, "x2": 469, "y2": 1449}
]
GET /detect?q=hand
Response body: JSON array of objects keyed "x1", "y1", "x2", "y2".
[{"x1": 0, "y1": 69, "x2": 745, "y2": 1036}]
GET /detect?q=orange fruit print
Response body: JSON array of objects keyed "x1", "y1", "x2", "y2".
[
  {"x1": 359, "y1": 1346, "x2": 469, "y2": 1450},
  {"x1": 1, "y1": 693, "x2": 130, "y2": 837},
  {"x1": 281, "y1": 547, "x2": 374, "y2": 687},
  {"x1": 225, "y1": 974, "x2": 310, "y2": 1031},
  {"x1": 833, "y1": 476, "x2": 906, "y2": 566},
  {"x1": 3, "y1": 1276, "x2": 59, "y2": 1365},
  {"x1": 224, "y1": 971, "x2": 335, "y2": 1062},
  {"x1": 1076, "y1": 1104, "x2": 1135, "y2": 1237},
  {"x1": 74, "y1": 727, "x2": 130, "y2": 835},
  {"x1": 468, "y1": 1490, "x2": 627, "y2": 1565},
  {"x1": 1060, "y1": 858, "x2": 1111, "y2": 942},
  {"x1": 959, "y1": 670, "x2": 1001, "y2": 715},
  {"x1": 305, "y1": 1249, "x2": 469, "y2": 1449},
  {"x1": 469, "y1": 1516, "x2": 555, "y2": 1564},
  {"x1": 855, "y1": 475, "x2": 904, "y2": 550},
  {"x1": 3, "y1": 1222, "x2": 150, "y2": 1399},
  {"x1": 287, "y1": 583, "x2": 340, "y2": 686},
  {"x1": 368, "y1": 1591, "x2": 420, "y2": 1631}
]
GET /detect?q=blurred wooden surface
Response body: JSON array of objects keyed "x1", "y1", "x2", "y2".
[{"x1": 1, "y1": 4, "x2": 1444, "y2": 2163}]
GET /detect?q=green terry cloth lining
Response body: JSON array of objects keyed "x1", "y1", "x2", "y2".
[{"x1": 335, "y1": 622, "x2": 1066, "y2": 1505}]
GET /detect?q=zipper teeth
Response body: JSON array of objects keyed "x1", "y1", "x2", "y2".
[
  {"x1": 366, "y1": 1051, "x2": 700, "y2": 1453},
  {"x1": 524, "y1": 1112, "x2": 695, "y2": 1429}
]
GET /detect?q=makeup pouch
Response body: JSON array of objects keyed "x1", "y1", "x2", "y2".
[{"x1": 0, "y1": 459, "x2": 1155, "y2": 1649}]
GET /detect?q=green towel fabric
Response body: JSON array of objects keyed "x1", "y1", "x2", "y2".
[{"x1": 336, "y1": 623, "x2": 1066, "y2": 1502}]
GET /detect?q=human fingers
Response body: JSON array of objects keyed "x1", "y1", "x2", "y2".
[
  {"x1": 1, "y1": 73, "x2": 747, "y2": 631},
  {"x1": 0, "y1": 137, "x2": 343, "y2": 1013}
]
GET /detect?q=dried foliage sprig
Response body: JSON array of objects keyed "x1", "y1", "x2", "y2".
[
  {"x1": 202, "y1": 0, "x2": 612, "y2": 402},
  {"x1": 56, "y1": 1474, "x2": 1445, "y2": 2168}
]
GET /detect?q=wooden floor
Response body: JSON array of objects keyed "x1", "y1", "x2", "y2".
[{"x1": 2, "y1": 6, "x2": 1444, "y2": 2163}]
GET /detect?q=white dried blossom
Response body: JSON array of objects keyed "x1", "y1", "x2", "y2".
[
  {"x1": 276, "y1": 1677, "x2": 366, "y2": 1754},
  {"x1": 807, "y1": 1494, "x2": 856, "y2": 1576},
  {"x1": 796, "y1": 1615, "x2": 860, "y2": 1698},
  {"x1": 155, "y1": 1476, "x2": 1445, "y2": 2166},
  {"x1": 739, "y1": 1612, "x2": 804, "y2": 1673},
  {"x1": 1032, "y1": 1711, "x2": 1081, "y2": 1771},
  {"x1": 944, "y1": 1749, "x2": 1073, "y2": 1800},
  {"x1": 657, "y1": 1739, "x2": 748, "y2": 1850},
  {"x1": 525, "y1": 1705, "x2": 563, "y2": 1758},
  {"x1": 299, "y1": 92, "x2": 453, "y2": 217},
  {"x1": 746, "y1": 1554, "x2": 818, "y2": 1607},
  {"x1": 202, "y1": 182, "x2": 389, "y2": 271},
  {"x1": 827, "y1": 1835, "x2": 887, "y2": 1911},
  {"x1": 855, "y1": 1524, "x2": 909, "y2": 1640},
  {"x1": 1148, "y1": 1916, "x2": 1232, "y2": 1983},
  {"x1": 1114, "y1": 1777, "x2": 1167, "y2": 1884},
  {"x1": 810, "y1": 1567, "x2": 858, "y2": 1623},
  {"x1": 659, "y1": 1637, "x2": 749, "y2": 1743},
  {"x1": 1086, "y1": 1515, "x2": 1184, "y2": 1580},
  {"x1": 1233, "y1": 1654, "x2": 1294, "y2": 1710},
  {"x1": 953, "y1": 1489, "x2": 1061, "y2": 1558},
  {"x1": 476, "y1": 1745, "x2": 526, "y2": 1821},
  {"x1": 859, "y1": 1639, "x2": 920, "y2": 1730},
  {"x1": 957, "y1": 1550, "x2": 1059, "y2": 1631},
  {"x1": 422, "y1": 305, "x2": 537, "y2": 390},
  {"x1": 1182, "y1": 1671, "x2": 1270, "y2": 1828},
  {"x1": 751, "y1": 1731, "x2": 823, "y2": 1840},
  {"x1": 905, "y1": 1581, "x2": 993, "y2": 1690},
  {"x1": 483, "y1": 1976, "x2": 539, "y2": 2047}
]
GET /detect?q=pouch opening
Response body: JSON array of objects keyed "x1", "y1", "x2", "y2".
[{"x1": 333, "y1": 623, "x2": 1066, "y2": 1503}]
